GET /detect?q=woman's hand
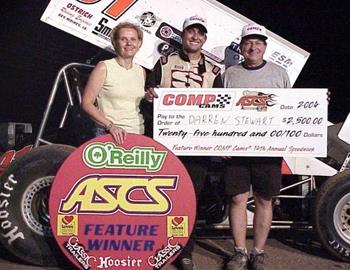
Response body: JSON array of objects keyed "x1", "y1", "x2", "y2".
[{"x1": 107, "y1": 124, "x2": 127, "y2": 145}]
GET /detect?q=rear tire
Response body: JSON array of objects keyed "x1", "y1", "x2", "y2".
[
  {"x1": 0, "y1": 144, "x2": 75, "y2": 266},
  {"x1": 314, "y1": 170, "x2": 350, "y2": 262}
]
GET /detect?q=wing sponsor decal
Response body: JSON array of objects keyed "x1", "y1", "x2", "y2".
[{"x1": 41, "y1": 0, "x2": 309, "y2": 84}]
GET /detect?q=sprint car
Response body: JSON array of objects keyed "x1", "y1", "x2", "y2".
[{"x1": 0, "y1": 63, "x2": 350, "y2": 267}]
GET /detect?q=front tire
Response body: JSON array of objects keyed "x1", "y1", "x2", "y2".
[
  {"x1": 314, "y1": 170, "x2": 350, "y2": 262},
  {"x1": 0, "y1": 144, "x2": 75, "y2": 266}
]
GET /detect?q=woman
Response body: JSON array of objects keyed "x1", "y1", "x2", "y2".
[{"x1": 82, "y1": 22, "x2": 145, "y2": 145}]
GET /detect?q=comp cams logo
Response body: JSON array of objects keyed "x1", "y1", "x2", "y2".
[
  {"x1": 236, "y1": 90, "x2": 277, "y2": 111},
  {"x1": 162, "y1": 93, "x2": 233, "y2": 109}
]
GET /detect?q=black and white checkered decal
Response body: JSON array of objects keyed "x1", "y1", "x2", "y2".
[{"x1": 216, "y1": 94, "x2": 232, "y2": 105}]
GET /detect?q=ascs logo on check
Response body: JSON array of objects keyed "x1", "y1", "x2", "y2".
[{"x1": 236, "y1": 90, "x2": 277, "y2": 111}]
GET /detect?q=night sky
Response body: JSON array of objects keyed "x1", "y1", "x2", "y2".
[{"x1": 1, "y1": 1, "x2": 349, "y2": 130}]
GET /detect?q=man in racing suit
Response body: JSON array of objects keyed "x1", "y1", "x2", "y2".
[{"x1": 141, "y1": 15, "x2": 222, "y2": 270}]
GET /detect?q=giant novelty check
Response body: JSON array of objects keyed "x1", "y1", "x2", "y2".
[{"x1": 153, "y1": 88, "x2": 328, "y2": 157}]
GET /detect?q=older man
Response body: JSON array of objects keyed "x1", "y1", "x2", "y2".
[{"x1": 223, "y1": 23, "x2": 290, "y2": 270}]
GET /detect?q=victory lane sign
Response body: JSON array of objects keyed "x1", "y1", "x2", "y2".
[{"x1": 49, "y1": 134, "x2": 195, "y2": 270}]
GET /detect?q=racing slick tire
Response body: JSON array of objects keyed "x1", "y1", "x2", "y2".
[
  {"x1": 0, "y1": 144, "x2": 75, "y2": 266},
  {"x1": 314, "y1": 170, "x2": 350, "y2": 263}
]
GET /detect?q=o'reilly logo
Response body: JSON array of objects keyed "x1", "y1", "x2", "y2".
[{"x1": 83, "y1": 143, "x2": 167, "y2": 172}]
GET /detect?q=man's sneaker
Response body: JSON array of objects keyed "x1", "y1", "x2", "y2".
[
  {"x1": 178, "y1": 257, "x2": 196, "y2": 270},
  {"x1": 249, "y1": 252, "x2": 266, "y2": 270},
  {"x1": 226, "y1": 248, "x2": 248, "y2": 270}
]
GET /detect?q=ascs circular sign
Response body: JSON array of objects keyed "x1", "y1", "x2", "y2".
[{"x1": 49, "y1": 134, "x2": 196, "y2": 270}]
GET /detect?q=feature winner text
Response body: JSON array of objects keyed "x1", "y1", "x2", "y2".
[{"x1": 84, "y1": 223, "x2": 158, "y2": 251}]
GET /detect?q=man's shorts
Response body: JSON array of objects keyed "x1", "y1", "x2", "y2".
[{"x1": 224, "y1": 157, "x2": 282, "y2": 198}]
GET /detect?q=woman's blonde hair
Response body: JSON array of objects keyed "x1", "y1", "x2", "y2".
[{"x1": 110, "y1": 22, "x2": 143, "y2": 54}]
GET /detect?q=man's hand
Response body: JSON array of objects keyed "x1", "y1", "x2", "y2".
[{"x1": 145, "y1": 87, "x2": 159, "y2": 102}]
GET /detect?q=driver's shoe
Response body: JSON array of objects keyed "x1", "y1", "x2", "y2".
[
  {"x1": 249, "y1": 251, "x2": 266, "y2": 270},
  {"x1": 226, "y1": 247, "x2": 248, "y2": 270}
]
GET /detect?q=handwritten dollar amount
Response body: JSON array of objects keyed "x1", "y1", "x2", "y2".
[{"x1": 282, "y1": 117, "x2": 323, "y2": 125}]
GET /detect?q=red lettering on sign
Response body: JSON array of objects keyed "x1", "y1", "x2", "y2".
[
  {"x1": 163, "y1": 94, "x2": 217, "y2": 106},
  {"x1": 236, "y1": 95, "x2": 269, "y2": 107},
  {"x1": 163, "y1": 94, "x2": 175, "y2": 105}
]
